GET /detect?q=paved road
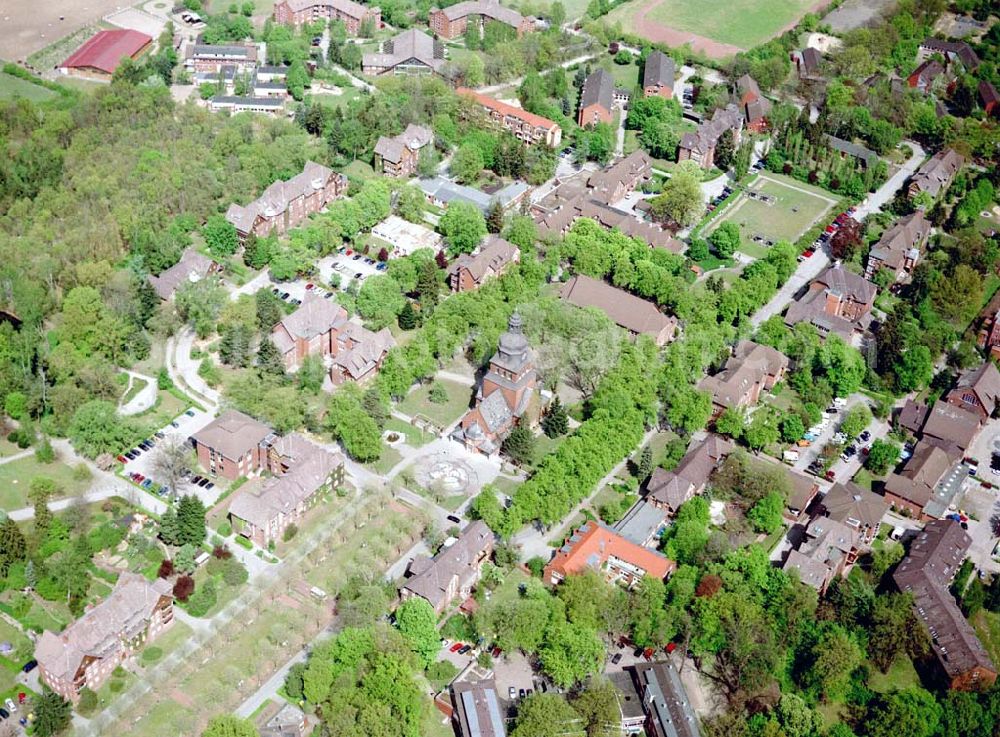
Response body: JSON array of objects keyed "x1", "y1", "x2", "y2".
[
  {"x1": 166, "y1": 327, "x2": 221, "y2": 409},
  {"x1": 750, "y1": 141, "x2": 926, "y2": 329},
  {"x1": 118, "y1": 369, "x2": 158, "y2": 416}
]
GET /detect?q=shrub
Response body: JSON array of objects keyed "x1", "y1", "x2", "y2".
[
  {"x1": 234, "y1": 535, "x2": 252, "y2": 550},
  {"x1": 186, "y1": 578, "x2": 217, "y2": 617},
  {"x1": 222, "y1": 558, "x2": 249, "y2": 586},
  {"x1": 282, "y1": 523, "x2": 298, "y2": 542},
  {"x1": 77, "y1": 688, "x2": 98, "y2": 715},
  {"x1": 157, "y1": 368, "x2": 173, "y2": 390},
  {"x1": 35, "y1": 577, "x2": 65, "y2": 601},
  {"x1": 157, "y1": 559, "x2": 175, "y2": 578},
  {"x1": 212, "y1": 545, "x2": 232, "y2": 559},
  {"x1": 173, "y1": 575, "x2": 195, "y2": 602},
  {"x1": 428, "y1": 382, "x2": 448, "y2": 404},
  {"x1": 7, "y1": 430, "x2": 31, "y2": 449},
  {"x1": 216, "y1": 521, "x2": 232, "y2": 537},
  {"x1": 526, "y1": 557, "x2": 546, "y2": 577},
  {"x1": 141, "y1": 646, "x2": 163, "y2": 665},
  {"x1": 34, "y1": 438, "x2": 55, "y2": 463},
  {"x1": 72, "y1": 463, "x2": 92, "y2": 482}
]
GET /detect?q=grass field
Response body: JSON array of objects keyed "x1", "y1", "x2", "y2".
[
  {"x1": 705, "y1": 173, "x2": 836, "y2": 250},
  {"x1": 608, "y1": 0, "x2": 819, "y2": 51},
  {"x1": 397, "y1": 379, "x2": 472, "y2": 429},
  {"x1": 0, "y1": 456, "x2": 91, "y2": 510},
  {"x1": 0, "y1": 72, "x2": 56, "y2": 102}
]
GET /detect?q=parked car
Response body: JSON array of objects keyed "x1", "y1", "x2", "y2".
[
  {"x1": 449, "y1": 642, "x2": 463, "y2": 653},
  {"x1": 185, "y1": 409, "x2": 196, "y2": 417},
  {"x1": 509, "y1": 687, "x2": 517, "y2": 700},
  {"x1": 491, "y1": 646, "x2": 501, "y2": 658},
  {"x1": 6, "y1": 698, "x2": 17, "y2": 713},
  {"x1": 0, "y1": 709, "x2": 9, "y2": 720},
  {"x1": 446, "y1": 515, "x2": 461, "y2": 524},
  {"x1": 21, "y1": 660, "x2": 36, "y2": 673},
  {"x1": 859, "y1": 431, "x2": 871, "y2": 443},
  {"x1": 611, "y1": 653, "x2": 623, "y2": 664},
  {"x1": 458, "y1": 645, "x2": 471, "y2": 655}
]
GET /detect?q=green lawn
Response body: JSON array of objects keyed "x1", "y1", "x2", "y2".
[
  {"x1": 598, "y1": 58, "x2": 641, "y2": 91},
  {"x1": 0, "y1": 619, "x2": 33, "y2": 669},
  {"x1": 868, "y1": 655, "x2": 920, "y2": 693},
  {"x1": 609, "y1": 0, "x2": 818, "y2": 50},
  {"x1": 397, "y1": 380, "x2": 472, "y2": 429},
  {"x1": 0, "y1": 72, "x2": 56, "y2": 102},
  {"x1": 973, "y1": 609, "x2": 1000, "y2": 667},
  {"x1": 368, "y1": 446, "x2": 403, "y2": 476},
  {"x1": 705, "y1": 173, "x2": 837, "y2": 250},
  {"x1": 384, "y1": 417, "x2": 436, "y2": 448},
  {"x1": 0, "y1": 457, "x2": 91, "y2": 511},
  {"x1": 122, "y1": 377, "x2": 150, "y2": 405}
]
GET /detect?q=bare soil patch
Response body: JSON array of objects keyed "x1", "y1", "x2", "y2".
[{"x1": 0, "y1": 0, "x2": 128, "y2": 63}]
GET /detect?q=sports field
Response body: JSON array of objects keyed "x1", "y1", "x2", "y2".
[
  {"x1": 705, "y1": 173, "x2": 836, "y2": 247},
  {"x1": 608, "y1": 0, "x2": 825, "y2": 56}
]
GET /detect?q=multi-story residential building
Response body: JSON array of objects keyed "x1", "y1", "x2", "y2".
[
  {"x1": 400, "y1": 521, "x2": 494, "y2": 614},
  {"x1": 784, "y1": 263, "x2": 878, "y2": 340},
  {"x1": 447, "y1": 235, "x2": 520, "y2": 292},
  {"x1": 918, "y1": 37, "x2": 980, "y2": 71},
  {"x1": 819, "y1": 482, "x2": 889, "y2": 546},
  {"x1": 907, "y1": 59, "x2": 947, "y2": 93},
  {"x1": 362, "y1": 29, "x2": 446, "y2": 76},
  {"x1": 271, "y1": 293, "x2": 350, "y2": 371},
  {"x1": 228, "y1": 433, "x2": 345, "y2": 546},
  {"x1": 883, "y1": 442, "x2": 957, "y2": 520},
  {"x1": 273, "y1": 0, "x2": 381, "y2": 34},
  {"x1": 894, "y1": 519, "x2": 997, "y2": 690},
  {"x1": 186, "y1": 43, "x2": 258, "y2": 73},
  {"x1": 783, "y1": 517, "x2": 859, "y2": 593},
  {"x1": 632, "y1": 662, "x2": 702, "y2": 737},
  {"x1": 944, "y1": 361, "x2": 1000, "y2": 422},
  {"x1": 909, "y1": 148, "x2": 963, "y2": 201},
  {"x1": 457, "y1": 88, "x2": 562, "y2": 147},
  {"x1": 147, "y1": 248, "x2": 218, "y2": 300},
  {"x1": 699, "y1": 340, "x2": 789, "y2": 417},
  {"x1": 642, "y1": 50, "x2": 675, "y2": 99},
  {"x1": 865, "y1": 211, "x2": 931, "y2": 281},
  {"x1": 588, "y1": 150, "x2": 652, "y2": 202},
  {"x1": 733, "y1": 74, "x2": 770, "y2": 132},
  {"x1": 37, "y1": 574, "x2": 174, "y2": 702},
  {"x1": 190, "y1": 410, "x2": 274, "y2": 480},
  {"x1": 453, "y1": 312, "x2": 538, "y2": 455},
  {"x1": 328, "y1": 322, "x2": 396, "y2": 385},
  {"x1": 677, "y1": 104, "x2": 743, "y2": 169},
  {"x1": 429, "y1": 1, "x2": 532, "y2": 39},
  {"x1": 645, "y1": 435, "x2": 733, "y2": 516},
  {"x1": 544, "y1": 521, "x2": 676, "y2": 588},
  {"x1": 559, "y1": 274, "x2": 677, "y2": 346},
  {"x1": 225, "y1": 161, "x2": 347, "y2": 242},
  {"x1": 578, "y1": 69, "x2": 615, "y2": 127},
  {"x1": 374, "y1": 124, "x2": 434, "y2": 178}
]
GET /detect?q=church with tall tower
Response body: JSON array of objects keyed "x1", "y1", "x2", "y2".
[{"x1": 453, "y1": 312, "x2": 538, "y2": 456}]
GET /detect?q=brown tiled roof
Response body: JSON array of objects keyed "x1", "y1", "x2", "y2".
[
  {"x1": 331, "y1": 324, "x2": 396, "y2": 380},
  {"x1": 980, "y1": 80, "x2": 1000, "y2": 107},
  {"x1": 282, "y1": 0, "x2": 371, "y2": 18},
  {"x1": 897, "y1": 399, "x2": 930, "y2": 434},
  {"x1": 588, "y1": 150, "x2": 652, "y2": 202},
  {"x1": 438, "y1": 0, "x2": 524, "y2": 26},
  {"x1": 647, "y1": 435, "x2": 732, "y2": 511},
  {"x1": 36, "y1": 574, "x2": 172, "y2": 681},
  {"x1": 191, "y1": 409, "x2": 272, "y2": 461},
  {"x1": 820, "y1": 481, "x2": 888, "y2": 535},
  {"x1": 147, "y1": 248, "x2": 215, "y2": 300},
  {"x1": 362, "y1": 29, "x2": 444, "y2": 74},
  {"x1": 911, "y1": 148, "x2": 963, "y2": 198},
  {"x1": 679, "y1": 104, "x2": 743, "y2": 156},
  {"x1": 229, "y1": 434, "x2": 342, "y2": 530},
  {"x1": 786, "y1": 469, "x2": 820, "y2": 514},
  {"x1": 869, "y1": 211, "x2": 930, "y2": 269},
  {"x1": 448, "y1": 235, "x2": 519, "y2": 282},
  {"x1": 642, "y1": 51, "x2": 675, "y2": 90},
  {"x1": 952, "y1": 362, "x2": 1000, "y2": 416},
  {"x1": 894, "y1": 519, "x2": 995, "y2": 681},
  {"x1": 921, "y1": 37, "x2": 980, "y2": 70},
  {"x1": 402, "y1": 521, "x2": 493, "y2": 608},
  {"x1": 699, "y1": 340, "x2": 788, "y2": 409},
  {"x1": 884, "y1": 442, "x2": 952, "y2": 508},
  {"x1": 560, "y1": 274, "x2": 676, "y2": 340},
  {"x1": 580, "y1": 69, "x2": 614, "y2": 111},
  {"x1": 458, "y1": 87, "x2": 559, "y2": 131},
  {"x1": 921, "y1": 401, "x2": 981, "y2": 454},
  {"x1": 909, "y1": 59, "x2": 946, "y2": 88},
  {"x1": 225, "y1": 161, "x2": 338, "y2": 234},
  {"x1": 276, "y1": 292, "x2": 349, "y2": 341},
  {"x1": 374, "y1": 124, "x2": 433, "y2": 165}
]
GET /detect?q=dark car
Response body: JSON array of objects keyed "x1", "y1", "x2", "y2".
[
  {"x1": 352, "y1": 254, "x2": 362, "y2": 260},
  {"x1": 21, "y1": 660, "x2": 36, "y2": 673},
  {"x1": 859, "y1": 431, "x2": 871, "y2": 442},
  {"x1": 446, "y1": 515, "x2": 461, "y2": 524},
  {"x1": 458, "y1": 645, "x2": 471, "y2": 655},
  {"x1": 611, "y1": 653, "x2": 623, "y2": 664},
  {"x1": 206, "y1": 481, "x2": 215, "y2": 490},
  {"x1": 197, "y1": 478, "x2": 210, "y2": 488},
  {"x1": 354, "y1": 273, "x2": 363, "y2": 280},
  {"x1": 519, "y1": 689, "x2": 526, "y2": 699},
  {"x1": 0, "y1": 708, "x2": 8, "y2": 719},
  {"x1": 154, "y1": 431, "x2": 165, "y2": 439}
]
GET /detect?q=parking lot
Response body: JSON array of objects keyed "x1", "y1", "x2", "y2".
[
  {"x1": 317, "y1": 249, "x2": 386, "y2": 290},
  {"x1": 118, "y1": 405, "x2": 220, "y2": 506},
  {"x1": 490, "y1": 652, "x2": 538, "y2": 709}
]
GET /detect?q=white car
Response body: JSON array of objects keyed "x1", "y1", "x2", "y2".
[{"x1": 4, "y1": 698, "x2": 15, "y2": 713}]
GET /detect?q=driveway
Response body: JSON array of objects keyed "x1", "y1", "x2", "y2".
[
  {"x1": 119, "y1": 370, "x2": 157, "y2": 416},
  {"x1": 167, "y1": 327, "x2": 221, "y2": 409}
]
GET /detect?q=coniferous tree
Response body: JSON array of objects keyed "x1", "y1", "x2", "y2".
[
  {"x1": 362, "y1": 387, "x2": 389, "y2": 430},
  {"x1": 486, "y1": 200, "x2": 505, "y2": 234},
  {"x1": 435, "y1": 250, "x2": 449, "y2": 269},
  {"x1": 159, "y1": 508, "x2": 181, "y2": 546},
  {"x1": 0, "y1": 516, "x2": 26, "y2": 576},
  {"x1": 176, "y1": 495, "x2": 207, "y2": 546},
  {"x1": 398, "y1": 301, "x2": 418, "y2": 330},
  {"x1": 256, "y1": 337, "x2": 286, "y2": 378},
  {"x1": 502, "y1": 425, "x2": 536, "y2": 466},
  {"x1": 637, "y1": 445, "x2": 653, "y2": 481},
  {"x1": 541, "y1": 396, "x2": 569, "y2": 438},
  {"x1": 417, "y1": 260, "x2": 439, "y2": 309}
]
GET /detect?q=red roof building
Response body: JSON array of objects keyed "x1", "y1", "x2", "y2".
[
  {"x1": 59, "y1": 29, "x2": 153, "y2": 79},
  {"x1": 544, "y1": 521, "x2": 675, "y2": 588},
  {"x1": 457, "y1": 87, "x2": 561, "y2": 148}
]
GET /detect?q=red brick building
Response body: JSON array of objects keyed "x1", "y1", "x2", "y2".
[
  {"x1": 453, "y1": 312, "x2": 537, "y2": 456},
  {"x1": 457, "y1": 88, "x2": 562, "y2": 147},
  {"x1": 273, "y1": 0, "x2": 381, "y2": 34},
  {"x1": 642, "y1": 51, "x2": 675, "y2": 99},
  {"x1": 544, "y1": 521, "x2": 675, "y2": 588},
  {"x1": 447, "y1": 236, "x2": 520, "y2": 292},
  {"x1": 578, "y1": 69, "x2": 614, "y2": 127},
  {"x1": 190, "y1": 410, "x2": 274, "y2": 480},
  {"x1": 429, "y1": 0, "x2": 531, "y2": 39},
  {"x1": 225, "y1": 161, "x2": 347, "y2": 242}
]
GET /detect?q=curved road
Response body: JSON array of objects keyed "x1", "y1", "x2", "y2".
[{"x1": 119, "y1": 370, "x2": 158, "y2": 416}]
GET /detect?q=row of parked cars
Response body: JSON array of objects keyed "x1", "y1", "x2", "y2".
[
  {"x1": 801, "y1": 206, "x2": 858, "y2": 260},
  {"x1": 271, "y1": 287, "x2": 303, "y2": 306}
]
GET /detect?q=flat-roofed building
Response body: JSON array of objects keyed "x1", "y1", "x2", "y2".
[
  {"x1": 633, "y1": 661, "x2": 702, "y2": 737},
  {"x1": 451, "y1": 680, "x2": 506, "y2": 737}
]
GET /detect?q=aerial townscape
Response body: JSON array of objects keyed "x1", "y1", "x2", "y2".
[{"x1": 2, "y1": 0, "x2": 1000, "y2": 735}]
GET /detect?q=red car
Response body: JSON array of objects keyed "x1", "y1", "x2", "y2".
[
  {"x1": 643, "y1": 648, "x2": 654, "y2": 661},
  {"x1": 825, "y1": 225, "x2": 836, "y2": 233},
  {"x1": 825, "y1": 470, "x2": 836, "y2": 481},
  {"x1": 665, "y1": 642, "x2": 677, "y2": 654},
  {"x1": 449, "y1": 642, "x2": 464, "y2": 653},
  {"x1": 491, "y1": 646, "x2": 501, "y2": 658},
  {"x1": 117, "y1": 455, "x2": 128, "y2": 463},
  {"x1": 801, "y1": 249, "x2": 814, "y2": 259}
]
